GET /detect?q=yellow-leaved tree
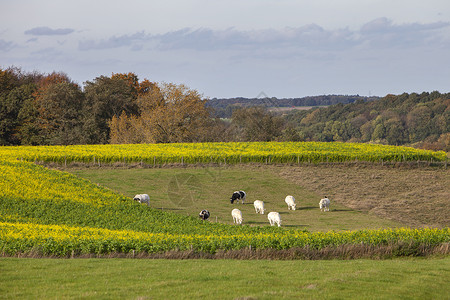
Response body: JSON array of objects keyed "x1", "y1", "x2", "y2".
[{"x1": 109, "y1": 82, "x2": 213, "y2": 143}]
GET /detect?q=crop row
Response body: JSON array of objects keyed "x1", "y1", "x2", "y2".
[
  {"x1": 0, "y1": 142, "x2": 446, "y2": 164},
  {"x1": 1, "y1": 221, "x2": 448, "y2": 256}
]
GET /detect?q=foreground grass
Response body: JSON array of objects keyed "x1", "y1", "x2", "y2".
[
  {"x1": 1, "y1": 257, "x2": 449, "y2": 299},
  {"x1": 69, "y1": 165, "x2": 401, "y2": 231}
]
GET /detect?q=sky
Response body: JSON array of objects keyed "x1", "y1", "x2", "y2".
[{"x1": 1, "y1": 0, "x2": 449, "y2": 98}]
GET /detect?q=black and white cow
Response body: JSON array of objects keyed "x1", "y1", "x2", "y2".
[
  {"x1": 230, "y1": 190, "x2": 246, "y2": 204},
  {"x1": 199, "y1": 209, "x2": 210, "y2": 220}
]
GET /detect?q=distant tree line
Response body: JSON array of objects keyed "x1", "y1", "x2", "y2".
[
  {"x1": 208, "y1": 95, "x2": 380, "y2": 118},
  {"x1": 284, "y1": 92, "x2": 449, "y2": 151},
  {"x1": 1, "y1": 66, "x2": 448, "y2": 151}
]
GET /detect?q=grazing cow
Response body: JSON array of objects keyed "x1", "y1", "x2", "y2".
[
  {"x1": 268, "y1": 212, "x2": 281, "y2": 227},
  {"x1": 230, "y1": 190, "x2": 246, "y2": 204},
  {"x1": 133, "y1": 194, "x2": 150, "y2": 206},
  {"x1": 231, "y1": 208, "x2": 243, "y2": 224},
  {"x1": 199, "y1": 209, "x2": 210, "y2": 220},
  {"x1": 253, "y1": 200, "x2": 265, "y2": 214},
  {"x1": 319, "y1": 197, "x2": 330, "y2": 212},
  {"x1": 285, "y1": 195, "x2": 296, "y2": 210}
]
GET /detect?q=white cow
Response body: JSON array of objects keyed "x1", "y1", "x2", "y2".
[
  {"x1": 268, "y1": 212, "x2": 281, "y2": 227},
  {"x1": 285, "y1": 195, "x2": 296, "y2": 210},
  {"x1": 232, "y1": 208, "x2": 243, "y2": 225},
  {"x1": 133, "y1": 194, "x2": 150, "y2": 206},
  {"x1": 253, "y1": 200, "x2": 265, "y2": 214},
  {"x1": 319, "y1": 197, "x2": 330, "y2": 212}
]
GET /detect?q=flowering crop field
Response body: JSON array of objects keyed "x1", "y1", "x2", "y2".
[
  {"x1": 1, "y1": 220, "x2": 448, "y2": 257},
  {"x1": 0, "y1": 141, "x2": 446, "y2": 165},
  {"x1": 0, "y1": 143, "x2": 448, "y2": 257}
]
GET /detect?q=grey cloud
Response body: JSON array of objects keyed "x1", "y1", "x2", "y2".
[
  {"x1": 78, "y1": 31, "x2": 150, "y2": 50},
  {"x1": 155, "y1": 25, "x2": 357, "y2": 51},
  {"x1": 0, "y1": 39, "x2": 14, "y2": 51},
  {"x1": 26, "y1": 37, "x2": 38, "y2": 43},
  {"x1": 76, "y1": 18, "x2": 450, "y2": 54},
  {"x1": 25, "y1": 26, "x2": 74, "y2": 36},
  {"x1": 157, "y1": 20, "x2": 449, "y2": 51},
  {"x1": 360, "y1": 18, "x2": 450, "y2": 48},
  {"x1": 361, "y1": 17, "x2": 449, "y2": 34},
  {"x1": 30, "y1": 47, "x2": 65, "y2": 62},
  {"x1": 361, "y1": 17, "x2": 393, "y2": 33}
]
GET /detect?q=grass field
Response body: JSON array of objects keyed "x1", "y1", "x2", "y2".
[
  {"x1": 1, "y1": 257, "x2": 449, "y2": 299},
  {"x1": 68, "y1": 165, "x2": 402, "y2": 231}
]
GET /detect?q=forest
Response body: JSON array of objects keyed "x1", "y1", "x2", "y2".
[
  {"x1": 0, "y1": 66, "x2": 449, "y2": 151},
  {"x1": 208, "y1": 94, "x2": 380, "y2": 118}
]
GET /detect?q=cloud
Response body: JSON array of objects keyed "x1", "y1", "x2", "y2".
[
  {"x1": 77, "y1": 25, "x2": 356, "y2": 52},
  {"x1": 30, "y1": 47, "x2": 65, "y2": 62},
  {"x1": 160, "y1": 20, "x2": 450, "y2": 51},
  {"x1": 361, "y1": 17, "x2": 449, "y2": 34},
  {"x1": 0, "y1": 39, "x2": 14, "y2": 51},
  {"x1": 26, "y1": 37, "x2": 39, "y2": 43},
  {"x1": 359, "y1": 18, "x2": 450, "y2": 48},
  {"x1": 24, "y1": 26, "x2": 75, "y2": 36},
  {"x1": 74, "y1": 18, "x2": 449, "y2": 56},
  {"x1": 105, "y1": 19, "x2": 450, "y2": 53},
  {"x1": 78, "y1": 31, "x2": 150, "y2": 50}
]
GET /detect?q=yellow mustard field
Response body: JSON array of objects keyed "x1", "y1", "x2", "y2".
[
  {"x1": 0, "y1": 142, "x2": 448, "y2": 257},
  {"x1": 0, "y1": 141, "x2": 446, "y2": 164}
]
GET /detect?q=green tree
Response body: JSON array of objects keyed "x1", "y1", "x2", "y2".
[
  {"x1": 231, "y1": 106, "x2": 285, "y2": 142},
  {"x1": 0, "y1": 84, "x2": 37, "y2": 145},
  {"x1": 371, "y1": 123, "x2": 386, "y2": 142},
  {"x1": 34, "y1": 82, "x2": 85, "y2": 144},
  {"x1": 17, "y1": 96, "x2": 42, "y2": 145},
  {"x1": 83, "y1": 75, "x2": 139, "y2": 144},
  {"x1": 407, "y1": 105, "x2": 432, "y2": 142},
  {"x1": 360, "y1": 121, "x2": 374, "y2": 142},
  {"x1": 385, "y1": 119, "x2": 406, "y2": 145}
]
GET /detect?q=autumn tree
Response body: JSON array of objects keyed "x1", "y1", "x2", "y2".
[
  {"x1": 110, "y1": 83, "x2": 212, "y2": 143},
  {"x1": 111, "y1": 72, "x2": 157, "y2": 96},
  {"x1": 109, "y1": 113, "x2": 143, "y2": 144}
]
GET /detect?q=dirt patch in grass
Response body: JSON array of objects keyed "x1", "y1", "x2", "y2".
[{"x1": 276, "y1": 163, "x2": 449, "y2": 228}]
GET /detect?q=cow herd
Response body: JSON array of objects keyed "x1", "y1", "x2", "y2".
[
  {"x1": 225, "y1": 192, "x2": 330, "y2": 227},
  {"x1": 199, "y1": 191, "x2": 331, "y2": 227},
  {"x1": 134, "y1": 191, "x2": 331, "y2": 227}
]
